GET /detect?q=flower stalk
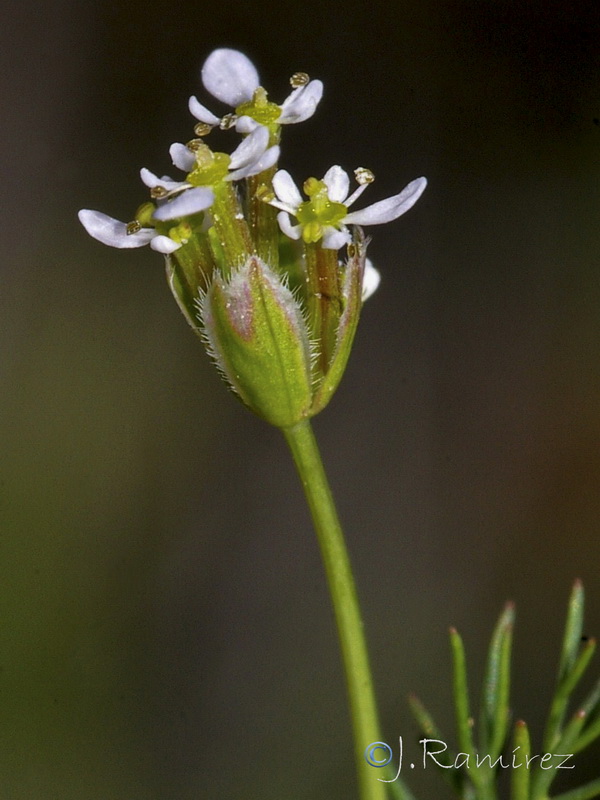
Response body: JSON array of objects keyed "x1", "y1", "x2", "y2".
[
  {"x1": 247, "y1": 167, "x2": 280, "y2": 266},
  {"x1": 283, "y1": 419, "x2": 387, "y2": 800},
  {"x1": 304, "y1": 241, "x2": 343, "y2": 372}
]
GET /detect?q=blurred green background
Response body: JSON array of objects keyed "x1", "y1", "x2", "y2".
[{"x1": 2, "y1": 0, "x2": 600, "y2": 797}]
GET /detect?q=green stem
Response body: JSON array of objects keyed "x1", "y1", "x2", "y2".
[
  {"x1": 247, "y1": 166, "x2": 280, "y2": 268},
  {"x1": 282, "y1": 418, "x2": 388, "y2": 800},
  {"x1": 305, "y1": 243, "x2": 343, "y2": 374},
  {"x1": 211, "y1": 181, "x2": 254, "y2": 271}
]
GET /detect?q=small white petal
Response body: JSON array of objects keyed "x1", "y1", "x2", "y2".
[
  {"x1": 140, "y1": 167, "x2": 187, "y2": 192},
  {"x1": 150, "y1": 235, "x2": 181, "y2": 254},
  {"x1": 323, "y1": 165, "x2": 350, "y2": 203},
  {"x1": 229, "y1": 145, "x2": 279, "y2": 180},
  {"x1": 321, "y1": 226, "x2": 351, "y2": 250},
  {"x1": 344, "y1": 177, "x2": 427, "y2": 225},
  {"x1": 236, "y1": 144, "x2": 280, "y2": 178},
  {"x1": 266, "y1": 198, "x2": 297, "y2": 214},
  {"x1": 279, "y1": 80, "x2": 324, "y2": 123},
  {"x1": 169, "y1": 143, "x2": 196, "y2": 172},
  {"x1": 188, "y1": 95, "x2": 221, "y2": 125},
  {"x1": 153, "y1": 187, "x2": 215, "y2": 221},
  {"x1": 139, "y1": 167, "x2": 165, "y2": 187},
  {"x1": 277, "y1": 211, "x2": 302, "y2": 240},
  {"x1": 235, "y1": 115, "x2": 260, "y2": 133},
  {"x1": 272, "y1": 170, "x2": 303, "y2": 207},
  {"x1": 78, "y1": 209, "x2": 154, "y2": 249},
  {"x1": 362, "y1": 259, "x2": 381, "y2": 301},
  {"x1": 228, "y1": 125, "x2": 269, "y2": 170},
  {"x1": 202, "y1": 48, "x2": 259, "y2": 107}
]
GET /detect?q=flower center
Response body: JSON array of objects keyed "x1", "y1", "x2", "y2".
[
  {"x1": 187, "y1": 143, "x2": 231, "y2": 186},
  {"x1": 296, "y1": 179, "x2": 348, "y2": 243},
  {"x1": 236, "y1": 87, "x2": 282, "y2": 126},
  {"x1": 168, "y1": 221, "x2": 193, "y2": 244}
]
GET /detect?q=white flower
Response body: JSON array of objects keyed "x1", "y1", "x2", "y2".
[
  {"x1": 268, "y1": 166, "x2": 427, "y2": 249},
  {"x1": 151, "y1": 188, "x2": 217, "y2": 224},
  {"x1": 152, "y1": 125, "x2": 280, "y2": 222},
  {"x1": 188, "y1": 48, "x2": 323, "y2": 132},
  {"x1": 77, "y1": 208, "x2": 211, "y2": 254},
  {"x1": 79, "y1": 123, "x2": 279, "y2": 250}
]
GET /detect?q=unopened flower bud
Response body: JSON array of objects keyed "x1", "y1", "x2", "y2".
[{"x1": 199, "y1": 256, "x2": 313, "y2": 428}]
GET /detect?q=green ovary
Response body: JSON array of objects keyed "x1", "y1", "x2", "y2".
[
  {"x1": 187, "y1": 146, "x2": 231, "y2": 187},
  {"x1": 236, "y1": 87, "x2": 282, "y2": 126},
  {"x1": 296, "y1": 181, "x2": 347, "y2": 243}
]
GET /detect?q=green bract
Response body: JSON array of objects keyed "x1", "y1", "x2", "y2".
[
  {"x1": 199, "y1": 257, "x2": 313, "y2": 428},
  {"x1": 190, "y1": 229, "x2": 369, "y2": 427}
]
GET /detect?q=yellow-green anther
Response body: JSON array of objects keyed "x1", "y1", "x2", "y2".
[
  {"x1": 236, "y1": 86, "x2": 282, "y2": 126},
  {"x1": 290, "y1": 71, "x2": 309, "y2": 88},
  {"x1": 126, "y1": 220, "x2": 142, "y2": 235},
  {"x1": 135, "y1": 201, "x2": 156, "y2": 227},
  {"x1": 219, "y1": 113, "x2": 237, "y2": 130},
  {"x1": 194, "y1": 122, "x2": 213, "y2": 137},
  {"x1": 150, "y1": 185, "x2": 169, "y2": 199}
]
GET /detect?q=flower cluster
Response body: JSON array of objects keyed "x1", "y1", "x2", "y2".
[{"x1": 79, "y1": 48, "x2": 426, "y2": 427}]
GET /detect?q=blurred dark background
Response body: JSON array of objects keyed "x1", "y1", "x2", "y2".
[{"x1": 2, "y1": 0, "x2": 600, "y2": 797}]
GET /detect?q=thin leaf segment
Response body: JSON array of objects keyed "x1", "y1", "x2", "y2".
[{"x1": 409, "y1": 583, "x2": 600, "y2": 800}]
